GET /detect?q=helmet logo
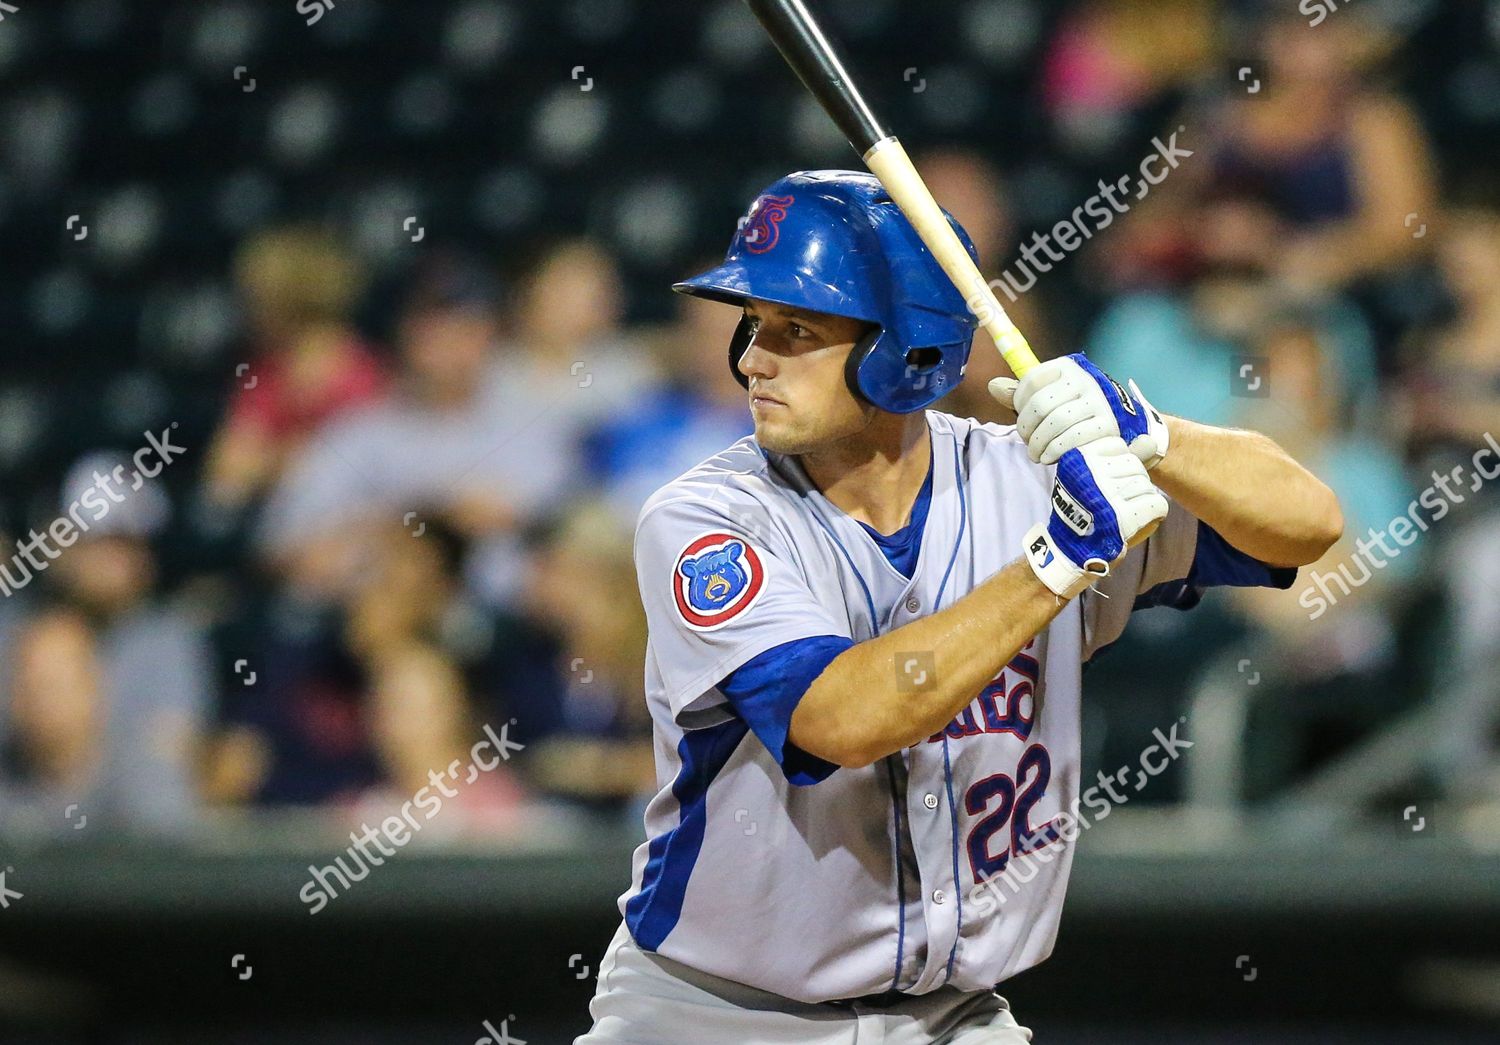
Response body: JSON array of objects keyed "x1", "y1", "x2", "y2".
[{"x1": 742, "y1": 194, "x2": 794, "y2": 254}]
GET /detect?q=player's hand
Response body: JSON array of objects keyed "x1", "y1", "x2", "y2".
[
  {"x1": 989, "y1": 353, "x2": 1169, "y2": 469},
  {"x1": 1022, "y1": 436, "x2": 1168, "y2": 599}
]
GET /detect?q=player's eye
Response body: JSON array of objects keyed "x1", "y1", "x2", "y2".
[{"x1": 789, "y1": 322, "x2": 810, "y2": 339}]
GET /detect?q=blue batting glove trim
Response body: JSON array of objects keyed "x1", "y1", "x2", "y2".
[
  {"x1": 1047, "y1": 447, "x2": 1125, "y2": 567},
  {"x1": 1068, "y1": 352, "x2": 1150, "y2": 445}
]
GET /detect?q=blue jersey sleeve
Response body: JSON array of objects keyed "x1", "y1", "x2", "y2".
[
  {"x1": 718, "y1": 634, "x2": 854, "y2": 786},
  {"x1": 1134, "y1": 521, "x2": 1298, "y2": 611}
]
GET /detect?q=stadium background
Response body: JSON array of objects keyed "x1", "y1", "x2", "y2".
[{"x1": 1, "y1": 0, "x2": 1498, "y2": 1041}]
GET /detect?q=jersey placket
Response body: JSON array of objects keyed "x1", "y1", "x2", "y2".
[
  {"x1": 888, "y1": 586, "x2": 965, "y2": 993},
  {"x1": 886, "y1": 430, "x2": 971, "y2": 994}
]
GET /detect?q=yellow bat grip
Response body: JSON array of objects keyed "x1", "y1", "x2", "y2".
[{"x1": 992, "y1": 320, "x2": 1038, "y2": 380}]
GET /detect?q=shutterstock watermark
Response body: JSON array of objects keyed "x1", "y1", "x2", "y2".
[
  {"x1": 299, "y1": 721, "x2": 525, "y2": 914},
  {"x1": 296, "y1": 0, "x2": 335, "y2": 27},
  {"x1": 0, "y1": 426, "x2": 186, "y2": 597},
  {"x1": 967, "y1": 720, "x2": 1194, "y2": 917},
  {"x1": 973, "y1": 130, "x2": 1193, "y2": 311},
  {"x1": 1300, "y1": 432, "x2": 1500, "y2": 620},
  {"x1": 1301, "y1": 0, "x2": 1359, "y2": 29}
]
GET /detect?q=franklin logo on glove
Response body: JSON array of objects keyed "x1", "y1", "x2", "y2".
[{"x1": 1051, "y1": 482, "x2": 1094, "y2": 536}]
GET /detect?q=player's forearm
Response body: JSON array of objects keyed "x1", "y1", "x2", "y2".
[
  {"x1": 792, "y1": 558, "x2": 1067, "y2": 768},
  {"x1": 1152, "y1": 417, "x2": 1343, "y2": 567}
]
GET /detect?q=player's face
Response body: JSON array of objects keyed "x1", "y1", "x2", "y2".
[{"x1": 737, "y1": 301, "x2": 875, "y2": 454}]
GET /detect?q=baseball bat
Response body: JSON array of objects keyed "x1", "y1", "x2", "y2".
[{"x1": 744, "y1": 0, "x2": 1038, "y2": 379}]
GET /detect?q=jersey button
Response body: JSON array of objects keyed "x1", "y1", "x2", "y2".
[
  {"x1": 923, "y1": 793, "x2": 939, "y2": 809},
  {"x1": 905, "y1": 596, "x2": 921, "y2": 613},
  {"x1": 932, "y1": 889, "x2": 946, "y2": 904}
]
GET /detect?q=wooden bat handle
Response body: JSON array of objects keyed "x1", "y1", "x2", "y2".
[{"x1": 864, "y1": 138, "x2": 1039, "y2": 379}]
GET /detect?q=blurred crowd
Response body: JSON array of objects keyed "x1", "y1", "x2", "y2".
[
  {"x1": 2, "y1": 0, "x2": 1498, "y2": 840},
  {"x1": 0, "y1": 226, "x2": 716, "y2": 838}
]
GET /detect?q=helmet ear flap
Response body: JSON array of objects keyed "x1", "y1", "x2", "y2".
[
  {"x1": 727, "y1": 314, "x2": 755, "y2": 389},
  {"x1": 843, "y1": 326, "x2": 884, "y2": 406}
]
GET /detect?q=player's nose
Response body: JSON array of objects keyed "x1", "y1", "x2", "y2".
[{"x1": 738, "y1": 335, "x2": 777, "y2": 383}]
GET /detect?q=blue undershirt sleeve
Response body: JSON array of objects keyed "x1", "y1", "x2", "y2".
[
  {"x1": 1134, "y1": 521, "x2": 1298, "y2": 611},
  {"x1": 718, "y1": 634, "x2": 854, "y2": 786}
]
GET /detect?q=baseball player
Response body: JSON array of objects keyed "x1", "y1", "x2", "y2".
[{"x1": 578, "y1": 171, "x2": 1343, "y2": 1044}]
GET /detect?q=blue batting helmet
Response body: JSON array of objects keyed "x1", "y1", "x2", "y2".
[{"x1": 673, "y1": 170, "x2": 980, "y2": 414}]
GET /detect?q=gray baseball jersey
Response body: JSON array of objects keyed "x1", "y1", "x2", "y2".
[{"x1": 617, "y1": 409, "x2": 1276, "y2": 1004}]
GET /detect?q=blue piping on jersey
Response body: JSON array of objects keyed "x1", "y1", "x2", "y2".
[
  {"x1": 805, "y1": 510, "x2": 880, "y2": 635},
  {"x1": 963, "y1": 436, "x2": 979, "y2": 595},
  {"x1": 626, "y1": 720, "x2": 748, "y2": 951},
  {"x1": 804, "y1": 503, "x2": 903, "y2": 987},
  {"x1": 940, "y1": 735, "x2": 964, "y2": 983},
  {"x1": 933, "y1": 434, "x2": 967, "y2": 611},
  {"x1": 765, "y1": 443, "x2": 881, "y2": 628},
  {"x1": 884, "y1": 757, "x2": 908, "y2": 992},
  {"x1": 937, "y1": 430, "x2": 969, "y2": 985}
]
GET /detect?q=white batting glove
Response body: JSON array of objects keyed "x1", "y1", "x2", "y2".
[
  {"x1": 990, "y1": 353, "x2": 1170, "y2": 469},
  {"x1": 1023, "y1": 436, "x2": 1169, "y2": 599}
]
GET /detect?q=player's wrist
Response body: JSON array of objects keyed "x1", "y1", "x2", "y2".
[{"x1": 1022, "y1": 522, "x2": 1108, "y2": 599}]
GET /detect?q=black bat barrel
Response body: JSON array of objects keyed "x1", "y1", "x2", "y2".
[{"x1": 745, "y1": 0, "x2": 889, "y2": 153}]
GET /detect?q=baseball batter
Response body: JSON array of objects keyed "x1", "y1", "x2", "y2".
[{"x1": 578, "y1": 171, "x2": 1343, "y2": 1044}]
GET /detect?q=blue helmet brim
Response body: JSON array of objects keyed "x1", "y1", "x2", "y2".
[{"x1": 673, "y1": 261, "x2": 883, "y2": 327}]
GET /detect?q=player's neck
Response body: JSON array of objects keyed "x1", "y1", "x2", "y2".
[{"x1": 800, "y1": 412, "x2": 931, "y2": 535}]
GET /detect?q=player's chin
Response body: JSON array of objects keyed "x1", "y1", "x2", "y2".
[
  {"x1": 752, "y1": 417, "x2": 808, "y2": 455},
  {"x1": 751, "y1": 421, "x2": 786, "y2": 452}
]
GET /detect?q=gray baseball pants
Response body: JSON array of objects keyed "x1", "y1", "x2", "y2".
[{"x1": 577, "y1": 923, "x2": 1034, "y2": 1044}]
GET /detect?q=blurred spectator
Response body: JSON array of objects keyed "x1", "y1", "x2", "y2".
[
  {"x1": 221, "y1": 516, "x2": 524, "y2": 809},
  {"x1": 496, "y1": 500, "x2": 655, "y2": 810},
  {"x1": 0, "y1": 455, "x2": 211, "y2": 836},
  {"x1": 1084, "y1": 284, "x2": 1241, "y2": 426},
  {"x1": 1088, "y1": 261, "x2": 1384, "y2": 428},
  {"x1": 1225, "y1": 312, "x2": 1416, "y2": 653},
  {"x1": 583, "y1": 279, "x2": 751, "y2": 518},
  {"x1": 1402, "y1": 206, "x2": 1500, "y2": 735},
  {"x1": 1189, "y1": 313, "x2": 1423, "y2": 797},
  {"x1": 1042, "y1": 0, "x2": 1216, "y2": 155},
  {"x1": 1101, "y1": 7, "x2": 1436, "y2": 298},
  {"x1": 257, "y1": 252, "x2": 587, "y2": 607},
  {"x1": 1204, "y1": 11, "x2": 1435, "y2": 295},
  {"x1": 231, "y1": 496, "x2": 651, "y2": 817},
  {"x1": 1398, "y1": 204, "x2": 1500, "y2": 458},
  {"x1": 348, "y1": 644, "x2": 529, "y2": 838},
  {"x1": 204, "y1": 226, "x2": 388, "y2": 516},
  {"x1": 916, "y1": 149, "x2": 1060, "y2": 424},
  {"x1": 508, "y1": 237, "x2": 659, "y2": 423}
]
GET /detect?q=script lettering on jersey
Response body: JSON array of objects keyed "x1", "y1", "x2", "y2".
[{"x1": 925, "y1": 639, "x2": 1041, "y2": 744}]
